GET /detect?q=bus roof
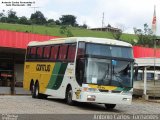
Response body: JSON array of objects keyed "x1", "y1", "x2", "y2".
[{"x1": 28, "y1": 37, "x2": 132, "y2": 47}]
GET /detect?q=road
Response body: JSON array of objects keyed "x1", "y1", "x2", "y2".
[{"x1": 0, "y1": 96, "x2": 160, "y2": 114}]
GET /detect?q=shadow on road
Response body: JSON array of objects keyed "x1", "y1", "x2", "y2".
[{"x1": 47, "y1": 97, "x2": 122, "y2": 113}]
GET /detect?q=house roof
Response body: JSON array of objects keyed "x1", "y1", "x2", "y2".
[
  {"x1": 0, "y1": 30, "x2": 59, "y2": 49},
  {"x1": 133, "y1": 46, "x2": 160, "y2": 58}
]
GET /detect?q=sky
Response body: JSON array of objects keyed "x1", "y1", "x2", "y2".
[{"x1": 0, "y1": 0, "x2": 160, "y2": 35}]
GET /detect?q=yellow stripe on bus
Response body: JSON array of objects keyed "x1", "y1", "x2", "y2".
[{"x1": 88, "y1": 84, "x2": 117, "y2": 90}]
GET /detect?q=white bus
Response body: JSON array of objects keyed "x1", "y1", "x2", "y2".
[{"x1": 23, "y1": 37, "x2": 134, "y2": 109}]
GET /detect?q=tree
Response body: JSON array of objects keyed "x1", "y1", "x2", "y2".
[
  {"x1": 47, "y1": 19, "x2": 54, "y2": 23},
  {"x1": 30, "y1": 11, "x2": 46, "y2": 25},
  {"x1": 133, "y1": 23, "x2": 155, "y2": 47},
  {"x1": 59, "y1": 25, "x2": 74, "y2": 37},
  {"x1": 7, "y1": 9, "x2": 18, "y2": 23},
  {"x1": 18, "y1": 16, "x2": 31, "y2": 25},
  {"x1": 0, "y1": 10, "x2": 7, "y2": 23},
  {"x1": 0, "y1": 12, "x2": 4, "y2": 18},
  {"x1": 111, "y1": 29, "x2": 122, "y2": 40},
  {"x1": 55, "y1": 20, "x2": 60, "y2": 25},
  {"x1": 46, "y1": 19, "x2": 55, "y2": 27},
  {"x1": 59, "y1": 15, "x2": 77, "y2": 26},
  {"x1": 110, "y1": 24, "x2": 125, "y2": 40},
  {"x1": 81, "y1": 23, "x2": 88, "y2": 29},
  {"x1": 0, "y1": 17, "x2": 7, "y2": 23},
  {"x1": 0, "y1": 10, "x2": 5, "y2": 18}
]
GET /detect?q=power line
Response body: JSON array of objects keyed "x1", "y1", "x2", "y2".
[{"x1": 30, "y1": 6, "x2": 40, "y2": 13}]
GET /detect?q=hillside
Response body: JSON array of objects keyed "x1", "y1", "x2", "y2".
[{"x1": 0, "y1": 22, "x2": 138, "y2": 43}]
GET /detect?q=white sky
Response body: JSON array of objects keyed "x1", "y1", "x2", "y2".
[{"x1": 0, "y1": 0, "x2": 160, "y2": 35}]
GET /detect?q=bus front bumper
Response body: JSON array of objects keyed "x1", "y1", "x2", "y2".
[{"x1": 76, "y1": 91, "x2": 132, "y2": 105}]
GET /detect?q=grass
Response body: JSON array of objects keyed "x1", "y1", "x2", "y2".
[{"x1": 0, "y1": 22, "x2": 138, "y2": 43}]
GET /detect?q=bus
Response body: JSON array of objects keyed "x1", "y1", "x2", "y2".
[{"x1": 23, "y1": 37, "x2": 134, "y2": 109}]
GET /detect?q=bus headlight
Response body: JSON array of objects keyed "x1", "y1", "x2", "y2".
[{"x1": 122, "y1": 98, "x2": 131, "y2": 101}]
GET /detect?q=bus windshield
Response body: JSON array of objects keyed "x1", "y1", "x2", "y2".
[
  {"x1": 86, "y1": 43, "x2": 133, "y2": 59},
  {"x1": 85, "y1": 58, "x2": 133, "y2": 88},
  {"x1": 76, "y1": 42, "x2": 134, "y2": 88}
]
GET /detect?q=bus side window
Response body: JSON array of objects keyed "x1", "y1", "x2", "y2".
[
  {"x1": 50, "y1": 46, "x2": 59, "y2": 60},
  {"x1": 43, "y1": 46, "x2": 50, "y2": 59},
  {"x1": 30, "y1": 47, "x2": 37, "y2": 59},
  {"x1": 37, "y1": 47, "x2": 43, "y2": 59},
  {"x1": 67, "y1": 44, "x2": 76, "y2": 62},
  {"x1": 76, "y1": 58, "x2": 85, "y2": 86},
  {"x1": 77, "y1": 42, "x2": 85, "y2": 59},
  {"x1": 26, "y1": 47, "x2": 31, "y2": 59},
  {"x1": 58, "y1": 45, "x2": 68, "y2": 60},
  {"x1": 76, "y1": 42, "x2": 86, "y2": 86}
]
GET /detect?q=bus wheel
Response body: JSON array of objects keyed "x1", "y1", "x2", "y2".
[
  {"x1": 66, "y1": 88, "x2": 74, "y2": 105},
  {"x1": 31, "y1": 83, "x2": 36, "y2": 98},
  {"x1": 34, "y1": 82, "x2": 47, "y2": 99},
  {"x1": 34, "y1": 82, "x2": 40, "y2": 98},
  {"x1": 104, "y1": 104, "x2": 116, "y2": 109}
]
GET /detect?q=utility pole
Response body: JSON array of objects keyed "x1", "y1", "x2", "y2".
[
  {"x1": 102, "y1": 12, "x2": 104, "y2": 31},
  {"x1": 154, "y1": 37, "x2": 156, "y2": 85},
  {"x1": 30, "y1": 6, "x2": 40, "y2": 14},
  {"x1": 152, "y1": 5, "x2": 156, "y2": 85},
  {"x1": 30, "y1": 7, "x2": 40, "y2": 33}
]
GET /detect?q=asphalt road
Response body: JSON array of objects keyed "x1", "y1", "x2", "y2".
[
  {"x1": 0, "y1": 96, "x2": 160, "y2": 120},
  {"x1": 0, "y1": 96, "x2": 160, "y2": 114}
]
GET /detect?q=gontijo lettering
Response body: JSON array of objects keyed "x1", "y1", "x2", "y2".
[{"x1": 36, "y1": 64, "x2": 51, "y2": 72}]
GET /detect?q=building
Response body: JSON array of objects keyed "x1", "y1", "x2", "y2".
[
  {"x1": 0, "y1": 30, "x2": 58, "y2": 94},
  {"x1": 89, "y1": 26, "x2": 121, "y2": 33},
  {"x1": 133, "y1": 46, "x2": 160, "y2": 98}
]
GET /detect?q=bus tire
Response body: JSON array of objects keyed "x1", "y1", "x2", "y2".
[
  {"x1": 34, "y1": 82, "x2": 47, "y2": 99},
  {"x1": 66, "y1": 88, "x2": 74, "y2": 105},
  {"x1": 34, "y1": 82, "x2": 40, "y2": 98},
  {"x1": 31, "y1": 82, "x2": 36, "y2": 98},
  {"x1": 104, "y1": 104, "x2": 116, "y2": 109}
]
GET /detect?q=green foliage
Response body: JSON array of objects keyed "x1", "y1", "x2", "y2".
[
  {"x1": 0, "y1": 12, "x2": 4, "y2": 18},
  {"x1": 0, "y1": 9, "x2": 83, "y2": 28},
  {"x1": 46, "y1": 19, "x2": 56, "y2": 27},
  {"x1": 79, "y1": 24, "x2": 88, "y2": 29},
  {"x1": 59, "y1": 25, "x2": 74, "y2": 37},
  {"x1": 18, "y1": 16, "x2": 31, "y2": 25},
  {"x1": 47, "y1": 19, "x2": 55, "y2": 23},
  {"x1": 55, "y1": 20, "x2": 60, "y2": 25},
  {"x1": 110, "y1": 30, "x2": 122, "y2": 40},
  {"x1": 0, "y1": 17, "x2": 7, "y2": 23},
  {"x1": 30, "y1": 11, "x2": 46, "y2": 25},
  {"x1": 59, "y1": 15, "x2": 77, "y2": 26},
  {"x1": 66, "y1": 30, "x2": 74, "y2": 37},
  {"x1": 7, "y1": 9, "x2": 18, "y2": 23},
  {"x1": 133, "y1": 23, "x2": 155, "y2": 47}
]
